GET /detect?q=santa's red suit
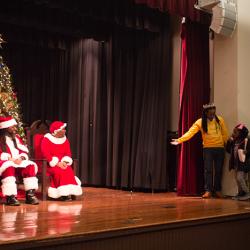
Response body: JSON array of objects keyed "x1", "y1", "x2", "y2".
[
  {"x1": 41, "y1": 122, "x2": 82, "y2": 199},
  {"x1": 0, "y1": 134, "x2": 38, "y2": 196}
]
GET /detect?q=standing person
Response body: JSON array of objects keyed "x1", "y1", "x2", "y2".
[
  {"x1": 41, "y1": 121, "x2": 82, "y2": 200},
  {"x1": 171, "y1": 103, "x2": 228, "y2": 198},
  {"x1": 226, "y1": 124, "x2": 250, "y2": 201},
  {"x1": 0, "y1": 116, "x2": 39, "y2": 206}
]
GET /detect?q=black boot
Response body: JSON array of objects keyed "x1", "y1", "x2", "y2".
[
  {"x1": 6, "y1": 195, "x2": 20, "y2": 206},
  {"x1": 26, "y1": 189, "x2": 39, "y2": 205},
  {"x1": 60, "y1": 195, "x2": 72, "y2": 201}
]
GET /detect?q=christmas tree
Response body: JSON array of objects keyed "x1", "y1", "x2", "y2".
[{"x1": 0, "y1": 34, "x2": 25, "y2": 139}]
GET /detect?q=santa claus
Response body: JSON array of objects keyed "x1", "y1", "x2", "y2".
[
  {"x1": 41, "y1": 121, "x2": 82, "y2": 200},
  {"x1": 0, "y1": 116, "x2": 39, "y2": 206}
]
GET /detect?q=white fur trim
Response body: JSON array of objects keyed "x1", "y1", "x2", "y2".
[
  {"x1": 48, "y1": 184, "x2": 82, "y2": 199},
  {"x1": 6, "y1": 136, "x2": 19, "y2": 158},
  {"x1": 44, "y1": 133, "x2": 66, "y2": 144},
  {"x1": 23, "y1": 177, "x2": 38, "y2": 191},
  {"x1": 53, "y1": 123, "x2": 67, "y2": 135},
  {"x1": 49, "y1": 157, "x2": 59, "y2": 167},
  {"x1": 16, "y1": 140, "x2": 29, "y2": 153},
  {"x1": 18, "y1": 153, "x2": 29, "y2": 160},
  {"x1": 1, "y1": 176, "x2": 17, "y2": 196},
  {"x1": 75, "y1": 176, "x2": 82, "y2": 186},
  {"x1": 61, "y1": 156, "x2": 73, "y2": 166},
  {"x1": 0, "y1": 160, "x2": 38, "y2": 175},
  {"x1": 0, "y1": 152, "x2": 11, "y2": 161},
  {"x1": 0, "y1": 119, "x2": 17, "y2": 129}
]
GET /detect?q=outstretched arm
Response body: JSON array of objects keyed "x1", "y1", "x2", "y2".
[{"x1": 171, "y1": 119, "x2": 201, "y2": 145}]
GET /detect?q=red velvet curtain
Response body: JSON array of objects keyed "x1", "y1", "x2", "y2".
[
  {"x1": 134, "y1": 0, "x2": 210, "y2": 23},
  {"x1": 177, "y1": 20, "x2": 210, "y2": 195}
]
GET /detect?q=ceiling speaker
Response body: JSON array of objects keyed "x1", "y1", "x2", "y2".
[
  {"x1": 210, "y1": 1, "x2": 237, "y2": 37},
  {"x1": 197, "y1": 0, "x2": 220, "y2": 10}
]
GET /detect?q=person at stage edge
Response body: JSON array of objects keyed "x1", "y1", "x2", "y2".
[
  {"x1": 226, "y1": 124, "x2": 250, "y2": 201},
  {"x1": 171, "y1": 103, "x2": 228, "y2": 198},
  {"x1": 0, "y1": 116, "x2": 39, "y2": 206},
  {"x1": 41, "y1": 121, "x2": 82, "y2": 201}
]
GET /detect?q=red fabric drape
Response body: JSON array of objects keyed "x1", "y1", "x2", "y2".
[
  {"x1": 134, "y1": 0, "x2": 210, "y2": 23},
  {"x1": 177, "y1": 20, "x2": 210, "y2": 195}
]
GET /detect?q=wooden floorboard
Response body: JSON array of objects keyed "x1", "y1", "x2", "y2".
[{"x1": 1, "y1": 187, "x2": 250, "y2": 249}]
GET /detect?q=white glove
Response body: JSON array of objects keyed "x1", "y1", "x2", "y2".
[{"x1": 170, "y1": 139, "x2": 179, "y2": 145}]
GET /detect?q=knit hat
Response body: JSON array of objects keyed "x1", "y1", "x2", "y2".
[
  {"x1": 50, "y1": 121, "x2": 67, "y2": 135},
  {"x1": 0, "y1": 116, "x2": 17, "y2": 129}
]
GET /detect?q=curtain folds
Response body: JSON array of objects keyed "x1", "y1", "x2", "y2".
[
  {"x1": 1, "y1": 1, "x2": 211, "y2": 193},
  {"x1": 2, "y1": 2, "x2": 172, "y2": 191},
  {"x1": 2, "y1": 41, "x2": 70, "y2": 125},
  {"x1": 68, "y1": 21, "x2": 171, "y2": 189},
  {"x1": 0, "y1": 0, "x2": 169, "y2": 37},
  {"x1": 177, "y1": 20, "x2": 210, "y2": 195}
]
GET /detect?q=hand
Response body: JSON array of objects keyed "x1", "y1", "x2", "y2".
[
  {"x1": 57, "y1": 162, "x2": 67, "y2": 169},
  {"x1": 170, "y1": 139, "x2": 179, "y2": 145},
  {"x1": 13, "y1": 158, "x2": 22, "y2": 165}
]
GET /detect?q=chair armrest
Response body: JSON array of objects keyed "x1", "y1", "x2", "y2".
[{"x1": 72, "y1": 159, "x2": 78, "y2": 175}]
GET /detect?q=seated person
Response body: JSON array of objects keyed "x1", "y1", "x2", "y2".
[
  {"x1": 0, "y1": 116, "x2": 39, "y2": 206},
  {"x1": 41, "y1": 121, "x2": 82, "y2": 200}
]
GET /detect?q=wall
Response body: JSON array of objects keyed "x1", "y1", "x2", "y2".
[{"x1": 213, "y1": 0, "x2": 250, "y2": 196}]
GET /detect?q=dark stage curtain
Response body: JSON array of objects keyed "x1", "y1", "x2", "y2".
[
  {"x1": 0, "y1": 2, "x2": 172, "y2": 190},
  {"x1": 68, "y1": 22, "x2": 171, "y2": 189},
  {"x1": 1, "y1": 31, "x2": 70, "y2": 126},
  {"x1": 177, "y1": 20, "x2": 210, "y2": 196}
]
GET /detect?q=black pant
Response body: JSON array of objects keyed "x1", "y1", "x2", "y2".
[{"x1": 203, "y1": 147, "x2": 225, "y2": 192}]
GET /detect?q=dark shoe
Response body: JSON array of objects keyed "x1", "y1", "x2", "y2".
[
  {"x1": 6, "y1": 195, "x2": 20, "y2": 206},
  {"x1": 232, "y1": 191, "x2": 246, "y2": 200},
  {"x1": 214, "y1": 191, "x2": 224, "y2": 198},
  {"x1": 71, "y1": 195, "x2": 76, "y2": 200},
  {"x1": 60, "y1": 195, "x2": 72, "y2": 201},
  {"x1": 26, "y1": 189, "x2": 39, "y2": 205},
  {"x1": 238, "y1": 193, "x2": 250, "y2": 201}
]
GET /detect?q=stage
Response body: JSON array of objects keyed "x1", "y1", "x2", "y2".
[{"x1": 1, "y1": 187, "x2": 250, "y2": 250}]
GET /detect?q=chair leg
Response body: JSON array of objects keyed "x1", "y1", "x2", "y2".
[{"x1": 42, "y1": 161, "x2": 47, "y2": 201}]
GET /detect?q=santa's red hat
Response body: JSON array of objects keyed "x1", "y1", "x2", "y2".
[
  {"x1": 0, "y1": 116, "x2": 17, "y2": 129},
  {"x1": 50, "y1": 121, "x2": 67, "y2": 135}
]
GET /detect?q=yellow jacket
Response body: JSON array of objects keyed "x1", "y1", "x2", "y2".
[{"x1": 177, "y1": 116, "x2": 228, "y2": 148}]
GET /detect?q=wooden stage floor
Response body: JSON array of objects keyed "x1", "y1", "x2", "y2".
[{"x1": 1, "y1": 187, "x2": 250, "y2": 250}]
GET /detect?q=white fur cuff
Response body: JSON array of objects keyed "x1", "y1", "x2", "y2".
[
  {"x1": 23, "y1": 177, "x2": 39, "y2": 191},
  {"x1": 61, "y1": 156, "x2": 73, "y2": 165},
  {"x1": 49, "y1": 157, "x2": 59, "y2": 167},
  {"x1": 1, "y1": 176, "x2": 17, "y2": 196},
  {"x1": 0, "y1": 152, "x2": 11, "y2": 161}
]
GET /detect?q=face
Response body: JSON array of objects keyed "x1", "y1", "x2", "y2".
[
  {"x1": 6, "y1": 125, "x2": 17, "y2": 135},
  {"x1": 206, "y1": 108, "x2": 216, "y2": 121},
  {"x1": 54, "y1": 129, "x2": 66, "y2": 138},
  {"x1": 232, "y1": 128, "x2": 240, "y2": 140}
]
